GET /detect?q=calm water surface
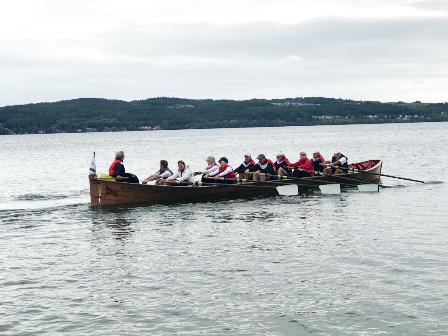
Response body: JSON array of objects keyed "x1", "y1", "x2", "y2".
[{"x1": 1, "y1": 122, "x2": 448, "y2": 335}]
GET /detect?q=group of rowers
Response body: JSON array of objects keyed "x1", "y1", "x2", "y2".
[{"x1": 107, "y1": 150, "x2": 349, "y2": 185}]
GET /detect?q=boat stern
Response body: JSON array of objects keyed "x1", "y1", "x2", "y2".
[{"x1": 89, "y1": 176, "x2": 101, "y2": 207}]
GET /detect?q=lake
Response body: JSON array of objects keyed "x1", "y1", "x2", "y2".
[{"x1": 1, "y1": 122, "x2": 447, "y2": 335}]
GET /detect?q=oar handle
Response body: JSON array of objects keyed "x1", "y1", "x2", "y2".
[{"x1": 202, "y1": 176, "x2": 237, "y2": 181}]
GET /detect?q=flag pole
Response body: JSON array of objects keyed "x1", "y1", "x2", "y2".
[{"x1": 89, "y1": 151, "x2": 97, "y2": 178}]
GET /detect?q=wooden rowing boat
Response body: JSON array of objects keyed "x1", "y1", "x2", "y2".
[{"x1": 89, "y1": 159, "x2": 382, "y2": 207}]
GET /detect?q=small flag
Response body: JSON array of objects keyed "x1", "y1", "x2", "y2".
[{"x1": 89, "y1": 152, "x2": 97, "y2": 177}]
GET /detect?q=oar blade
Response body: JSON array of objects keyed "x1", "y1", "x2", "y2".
[
  {"x1": 319, "y1": 184, "x2": 341, "y2": 195},
  {"x1": 424, "y1": 181, "x2": 444, "y2": 185},
  {"x1": 357, "y1": 184, "x2": 379, "y2": 192},
  {"x1": 276, "y1": 184, "x2": 299, "y2": 196}
]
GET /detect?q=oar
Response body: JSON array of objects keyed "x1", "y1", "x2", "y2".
[
  {"x1": 199, "y1": 176, "x2": 339, "y2": 195},
  {"x1": 318, "y1": 184, "x2": 341, "y2": 195},
  {"x1": 315, "y1": 173, "x2": 380, "y2": 192},
  {"x1": 276, "y1": 184, "x2": 299, "y2": 196},
  {"x1": 357, "y1": 184, "x2": 380, "y2": 192},
  {"x1": 269, "y1": 171, "x2": 380, "y2": 193},
  {"x1": 267, "y1": 182, "x2": 341, "y2": 196},
  {"x1": 198, "y1": 179, "x2": 299, "y2": 196},
  {"x1": 262, "y1": 176, "x2": 341, "y2": 195},
  {"x1": 341, "y1": 167, "x2": 443, "y2": 184},
  {"x1": 242, "y1": 172, "x2": 343, "y2": 195}
]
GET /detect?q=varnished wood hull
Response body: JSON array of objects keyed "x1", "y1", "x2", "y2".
[
  {"x1": 89, "y1": 159, "x2": 382, "y2": 207},
  {"x1": 89, "y1": 178, "x2": 279, "y2": 207}
]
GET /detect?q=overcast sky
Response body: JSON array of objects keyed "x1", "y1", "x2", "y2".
[{"x1": 1, "y1": 0, "x2": 447, "y2": 106}]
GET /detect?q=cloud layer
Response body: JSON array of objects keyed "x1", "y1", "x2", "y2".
[{"x1": 1, "y1": 0, "x2": 447, "y2": 105}]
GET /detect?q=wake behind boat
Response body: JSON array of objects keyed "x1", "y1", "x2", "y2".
[{"x1": 89, "y1": 159, "x2": 382, "y2": 207}]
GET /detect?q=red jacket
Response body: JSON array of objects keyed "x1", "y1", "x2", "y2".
[
  {"x1": 315, "y1": 154, "x2": 325, "y2": 163},
  {"x1": 108, "y1": 159, "x2": 123, "y2": 177},
  {"x1": 219, "y1": 164, "x2": 236, "y2": 179},
  {"x1": 291, "y1": 158, "x2": 315, "y2": 176},
  {"x1": 273, "y1": 157, "x2": 291, "y2": 170}
]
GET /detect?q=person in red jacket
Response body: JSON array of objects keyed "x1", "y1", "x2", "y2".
[
  {"x1": 203, "y1": 157, "x2": 236, "y2": 184},
  {"x1": 312, "y1": 151, "x2": 326, "y2": 174},
  {"x1": 233, "y1": 154, "x2": 255, "y2": 177},
  {"x1": 246, "y1": 154, "x2": 276, "y2": 181},
  {"x1": 273, "y1": 153, "x2": 292, "y2": 177},
  {"x1": 108, "y1": 150, "x2": 139, "y2": 183},
  {"x1": 290, "y1": 151, "x2": 314, "y2": 178}
]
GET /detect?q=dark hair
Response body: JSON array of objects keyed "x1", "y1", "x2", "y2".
[
  {"x1": 178, "y1": 160, "x2": 185, "y2": 165},
  {"x1": 160, "y1": 160, "x2": 169, "y2": 168}
]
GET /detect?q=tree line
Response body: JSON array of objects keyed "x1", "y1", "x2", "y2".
[{"x1": 0, "y1": 97, "x2": 447, "y2": 135}]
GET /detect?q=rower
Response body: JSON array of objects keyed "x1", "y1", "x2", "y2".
[
  {"x1": 274, "y1": 152, "x2": 292, "y2": 177},
  {"x1": 290, "y1": 151, "x2": 314, "y2": 177},
  {"x1": 194, "y1": 156, "x2": 219, "y2": 182},
  {"x1": 108, "y1": 150, "x2": 139, "y2": 183},
  {"x1": 203, "y1": 157, "x2": 236, "y2": 184},
  {"x1": 142, "y1": 160, "x2": 173, "y2": 184},
  {"x1": 324, "y1": 151, "x2": 348, "y2": 175},
  {"x1": 311, "y1": 151, "x2": 326, "y2": 175},
  {"x1": 246, "y1": 154, "x2": 275, "y2": 181},
  {"x1": 162, "y1": 160, "x2": 194, "y2": 185},
  {"x1": 234, "y1": 154, "x2": 255, "y2": 178}
]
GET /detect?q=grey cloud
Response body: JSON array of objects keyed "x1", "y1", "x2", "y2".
[
  {"x1": 1, "y1": 16, "x2": 448, "y2": 105},
  {"x1": 408, "y1": 0, "x2": 448, "y2": 11},
  {"x1": 93, "y1": 17, "x2": 448, "y2": 64}
]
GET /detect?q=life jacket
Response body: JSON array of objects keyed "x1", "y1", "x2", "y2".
[
  {"x1": 158, "y1": 168, "x2": 173, "y2": 175},
  {"x1": 332, "y1": 154, "x2": 348, "y2": 167},
  {"x1": 274, "y1": 157, "x2": 290, "y2": 170},
  {"x1": 312, "y1": 154, "x2": 326, "y2": 171},
  {"x1": 294, "y1": 158, "x2": 315, "y2": 176},
  {"x1": 315, "y1": 154, "x2": 325, "y2": 163},
  {"x1": 206, "y1": 162, "x2": 218, "y2": 169},
  {"x1": 257, "y1": 160, "x2": 275, "y2": 174},
  {"x1": 219, "y1": 164, "x2": 236, "y2": 179},
  {"x1": 108, "y1": 159, "x2": 123, "y2": 177},
  {"x1": 243, "y1": 159, "x2": 255, "y2": 168}
]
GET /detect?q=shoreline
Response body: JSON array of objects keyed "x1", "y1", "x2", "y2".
[{"x1": 1, "y1": 120, "x2": 446, "y2": 137}]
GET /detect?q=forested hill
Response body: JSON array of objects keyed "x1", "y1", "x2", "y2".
[{"x1": 0, "y1": 97, "x2": 447, "y2": 135}]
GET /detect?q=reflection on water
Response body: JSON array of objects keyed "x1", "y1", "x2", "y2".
[{"x1": 90, "y1": 209, "x2": 136, "y2": 241}]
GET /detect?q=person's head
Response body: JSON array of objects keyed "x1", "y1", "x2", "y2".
[
  {"x1": 206, "y1": 156, "x2": 215, "y2": 165},
  {"x1": 334, "y1": 151, "x2": 342, "y2": 159},
  {"x1": 313, "y1": 151, "x2": 320, "y2": 159},
  {"x1": 276, "y1": 153, "x2": 285, "y2": 162},
  {"x1": 218, "y1": 157, "x2": 228, "y2": 167},
  {"x1": 177, "y1": 160, "x2": 186, "y2": 171},
  {"x1": 160, "y1": 160, "x2": 169, "y2": 169},
  {"x1": 115, "y1": 150, "x2": 124, "y2": 160},
  {"x1": 256, "y1": 154, "x2": 266, "y2": 164},
  {"x1": 300, "y1": 151, "x2": 307, "y2": 160},
  {"x1": 244, "y1": 154, "x2": 251, "y2": 163}
]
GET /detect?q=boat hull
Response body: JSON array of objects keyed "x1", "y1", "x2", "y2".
[
  {"x1": 89, "y1": 159, "x2": 382, "y2": 207},
  {"x1": 89, "y1": 178, "x2": 280, "y2": 207}
]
